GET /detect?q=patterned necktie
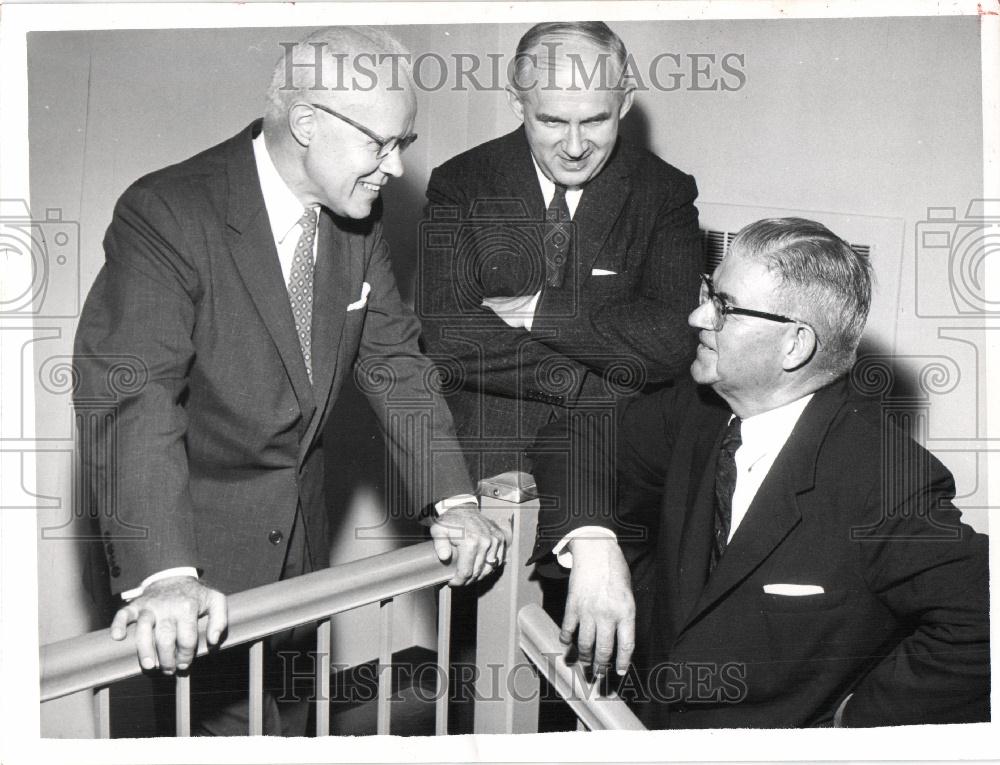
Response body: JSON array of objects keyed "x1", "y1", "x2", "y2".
[
  {"x1": 710, "y1": 416, "x2": 742, "y2": 573},
  {"x1": 288, "y1": 207, "x2": 318, "y2": 383},
  {"x1": 543, "y1": 184, "x2": 572, "y2": 288}
]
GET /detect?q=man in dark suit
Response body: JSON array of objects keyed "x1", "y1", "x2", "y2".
[
  {"x1": 74, "y1": 27, "x2": 506, "y2": 734},
  {"x1": 530, "y1": 217, "x2": 990, "y2": 726},
  {"x1": 419, "y1": 20, "x2": 701, "y2": 479},
  {"x1": 418, "y1": 22, "x2": 702, "y2": 669}
]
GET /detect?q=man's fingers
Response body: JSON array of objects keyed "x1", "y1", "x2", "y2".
[
  {"x1": 206, "y1": 590, "x2": 228, "y2": 645},
  {"x1": 174, "y1": 614, "x2": 198, "y2": 671},
  {"x1": 453, "y1": 538, "x2": 476, "y2": 584},
  {"x1": 134, "y1": 609, "x2": 158, "y2": 670},
  {"x1": 577, "y1": 617, "x2": 597, "y2": 665},
  {"x1": 615, "y1": 615, "x2": 636, "y2": 677},
  {"x1": 470, "y1": 537, "x2": 489, "y2": 580},
  {"x1": 593, "y1": 622, "x2": 616, "y2": 677},
  {"x1": 430, "y1": 524, "x2": 453, "y2": 563},
  {"x1": 559, "y1": 603, "x2": 580, "y2": 645},
  {"x1": 110, "y1": 605, "x2": 135, "y2": 641},
  {"x1": 154, "y1": 618, "x2": 179, "y2": 674}
]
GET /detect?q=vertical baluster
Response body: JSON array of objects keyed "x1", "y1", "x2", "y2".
[
  {"x1": 377, "y1": 598, "x2": 393, "y2": 735},
  {"x1": 435, "y1": 586, "x2": 452, "y2": 735},
  {"x1": 315, "y1": 618, "x2": 331, "y2": 736},
  {"x1": 93, "y1": 686, "x2": 111, "y2": 738},
  {"x1": 175, "y1": 674, "x2": 191, "y2": 736},
  {"x1": 248, "y1": 640, "x2": 264, "y2": 735}
]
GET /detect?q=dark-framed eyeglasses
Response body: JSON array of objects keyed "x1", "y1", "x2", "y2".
[
  {"x1": 309, "y1": 102, "x2": 418, "y2": 159},
  {"x1": 698, "y1": 273, "x2": 818, "y2": 342}
]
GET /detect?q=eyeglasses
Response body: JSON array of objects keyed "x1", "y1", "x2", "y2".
[
  {"x1": 698, "y1": 273, "x2": 817, "y2": 342},
  {"x1": 309, "y1": 102, "x2": 418, "y2": 160}
]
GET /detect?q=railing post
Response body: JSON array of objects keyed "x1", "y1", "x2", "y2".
[{"x1": 473, "y1": 472, "x2": 543, "y2": 734}]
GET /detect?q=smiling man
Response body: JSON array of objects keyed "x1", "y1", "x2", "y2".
[
  {"x1": 531, "y1": 217, "x2": 990, "y2": 727},
  {"x1": 418, "y1": 24, "x2": 703, "y2": 693},
  {"x1": 74, "y1": 26, "x2": 505, "y2": 736}
]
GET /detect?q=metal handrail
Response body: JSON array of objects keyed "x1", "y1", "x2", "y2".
[
  {"x1": 517, "y1": 603, "x2": 646, "y2": 731},
  {"x1": 40, "y1": 541, "x2": 455, "y2": 702}
]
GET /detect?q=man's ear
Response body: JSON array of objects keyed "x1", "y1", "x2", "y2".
[
  {"x1": 506, "y1": 87, "x2": 527, "y2": 122},
  {"x1": 618, "y1": 86, "x2": 636, "y2": 120},
  {"x1": 781, "y1": 324, "x2": 818, "y2": 372},
  {"x1": 287, "y1": 102, "x2": 317, "y2": 148}
]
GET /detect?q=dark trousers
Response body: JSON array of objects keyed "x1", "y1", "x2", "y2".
[{"x1": 190, "y1": 506, "x2": 317, "y2": 736}]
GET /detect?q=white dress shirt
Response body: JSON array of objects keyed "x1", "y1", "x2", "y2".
[
  {"x1": 727, "y1": 393, "x2": 814, "y2": 543},
  {"x1": 555, "y1": 393, "x2": 816, "y2": 568}
]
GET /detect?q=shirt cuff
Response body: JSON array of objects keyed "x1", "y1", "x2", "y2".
[
  {"x1": 434, "y1": 494, "x2": 479, "y2": 516},
  {"x1": 521, "y1": 291, "x2": 541, "y2": 332},
  {"x1": 121, "y1": 567, "x2": 199, "y2": 601},
  {"x1": 833, "y1": 693, "x2": 853, "y2": 727},
  {"x1": 552, "y1": 526, "x2": 618, "y2": 569}
]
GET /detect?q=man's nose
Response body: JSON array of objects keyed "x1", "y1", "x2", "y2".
[
  {"x1": 563, "y1": 124, "x2": 585, "y2": 158},
  {"x1": 688, "y1": 300, "x2": 715, "y2": 329},
  {"x1": 379, "y1": 147, "x2": 405, "y2": 178}
]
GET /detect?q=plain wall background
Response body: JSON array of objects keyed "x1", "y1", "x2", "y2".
[{"x1": 27, "y1": 17, "x2": 986, "y2": 735}]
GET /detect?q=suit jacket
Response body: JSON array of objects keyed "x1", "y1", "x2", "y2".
[
  {"x1": 418, "y1": 127, "x2": 702, "y2": 481},
  {"x1": 74, "y1": 121, "x2": 473, "y2": 596},
  {"x1": 530, "y1": 377, "x2": 990, "y2": 727}
]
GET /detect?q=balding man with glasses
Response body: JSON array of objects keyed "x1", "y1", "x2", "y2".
[
  {"x1": 530, "y1": 217, "x2": 989, "y2": 727},
  {"x1": 74, "y1": 26, "x2": 505, "y2": 735}
]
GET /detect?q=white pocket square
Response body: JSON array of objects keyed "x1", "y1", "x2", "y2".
[
  {"x1": 590, "y1": 268, "x2": 618, "y2": 276},
  {"x1": 347, "y1": 282, "x2": 371, "y2": 311},
  {"x1": 763, "y1": 583, "x2": 825, "y2": 596}
]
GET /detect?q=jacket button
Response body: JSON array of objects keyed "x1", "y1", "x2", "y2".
[
  {"x1": 268, "y1": 529, "x2": 284, "y2": 545},
  {"x1": 110, "y1": 565, "x2": 121, "y2": 578}
]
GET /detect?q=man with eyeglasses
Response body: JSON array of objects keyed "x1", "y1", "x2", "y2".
[
  {"x1": 74, "y1": 26, "x2": 505, "y2": 735},
  {"x1": 530, "y1": 217, "x2": 989, "y2": 727}
]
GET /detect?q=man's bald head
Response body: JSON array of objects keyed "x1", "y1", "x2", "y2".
[
  {"x1": 261, "y1": 27, "x2": 417, "y2": 219},
  {"x1": 264, "y1": 26, "x2": 415, "y2": 134}
]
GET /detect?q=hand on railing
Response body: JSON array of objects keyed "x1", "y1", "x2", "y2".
[
  {"x1": 430, "y1": 503, "x2": 510, "y2": 586},
  {"x1": 109, "y1": 576, "x2": 227, "y2": 675},
  {"x1": 560, "y1": 537, "x2": 635, "y2": 679}
]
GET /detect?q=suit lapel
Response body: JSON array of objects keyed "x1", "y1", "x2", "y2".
[
  {"x1": 493, "y1": 128, "x2": 546, "y2": 214},
  {"x1": 673, "y1": 413, "x2": 727, "y2": 629},
  {"x1": 570, "y1": 141, "x2": 630, "y2": 274},
  {"x1": 224, "y1": 122, "x2": 315, "y2": 420},
  {"x1": 677, "y1": 381, "x2": 850, "y2": 635},
  {"x1": 495, "y1": 129, "x2": 631, "y2": 287},
  {"x1": 301, "y1": 210, "x2": 358, "y2": 451}
]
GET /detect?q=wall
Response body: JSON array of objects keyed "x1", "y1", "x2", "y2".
[{"x1": 27, "y1": 16, "x2": 985, "y2": 736}]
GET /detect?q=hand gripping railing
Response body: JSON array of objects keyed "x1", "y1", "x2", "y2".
[
  {"x1": 517, "y1": 604, "x2": 646, "y2": 731},
  {"x1": 40, "y1": 541, "x2": 458, "y2": 736}
]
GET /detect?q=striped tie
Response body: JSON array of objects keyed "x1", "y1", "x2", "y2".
[
  {"x1": 710, "y1": 416, "x2": 742, "y2": 573},
  {"x1": 288, "y1": 208, "x2": 318, "y2": 383}
]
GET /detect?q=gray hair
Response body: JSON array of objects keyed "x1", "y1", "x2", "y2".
[
  {"x1": 264, "y1": 26, "x2": 412, "y2": 125},
  {"x1": 729, "y1": 217, "x2": 873, "y2": 376},
  {"x1": 510, "y1": 21, "x2": 629, "y2": 94}
]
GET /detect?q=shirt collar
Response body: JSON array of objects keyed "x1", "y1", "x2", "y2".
[
  {"x1": 736, "y1": 393, "x2": 815, "y2": 463},
  {"x1": 529, "y1": 156, "x2": 585, "y2": 208},
  {"x1": 252, "y1": 132, "x2": 314, "y2": 244}
]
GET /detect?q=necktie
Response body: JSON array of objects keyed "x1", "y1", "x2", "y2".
[
  {"x1": 543, "y1": 184, "x2": 572, "y2": 288},
  {"x1": 710, "y1": 416, "x2": 742, "y2": 572},
  {"x1": 288, "y1": 208, "x2": 318, "y2": 383}
]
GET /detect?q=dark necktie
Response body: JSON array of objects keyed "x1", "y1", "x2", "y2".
[
  {"x1": 288, "y1": 208, "x2": 318, "y2": 383},
  {"x1": 543, "y1": 184, "x2": 572, "y2": 288},
  {"x1": 710, "y1": 416, "x2": 742, "y2": 573}
]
